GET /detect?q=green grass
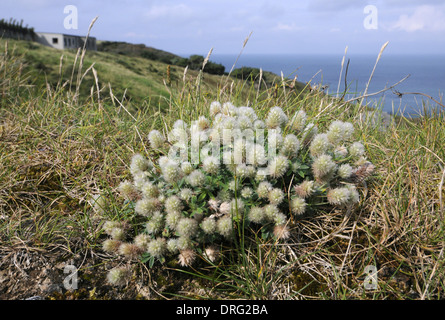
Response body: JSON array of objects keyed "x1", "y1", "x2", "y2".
[{"x1": 1, "y1": 37, "x2": 444, "y2": 300}]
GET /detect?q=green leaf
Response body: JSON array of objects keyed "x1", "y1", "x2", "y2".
[
  {"x1": 148, "y1": 255, "x2": 155, "y2": 268},
  {"x1": 198, "y1": 192, "x2": 207, "y2": 202}
]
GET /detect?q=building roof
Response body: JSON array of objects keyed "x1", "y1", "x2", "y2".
[{"x1": 35, "y1": 32, "x2": 96, "y2": 40}]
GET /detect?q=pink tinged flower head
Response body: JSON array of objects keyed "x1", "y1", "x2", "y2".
[
  {"x1": 294, "y1": 180, "x2": 315, "y2": 198},
  {"x1": 273, "y1": 224, "x2": 290, "y2": 240},
  {"x1": 178, "y1": 249, "x2": 196, "y2": 267}
]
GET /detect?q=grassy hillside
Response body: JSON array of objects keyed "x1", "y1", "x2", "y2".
[
  {"x1": 3, "y1": 39, "x2": 297, "y2": 113},
  {"x1": 1, "y1": 37, "x2": 444, "y2": 301}
]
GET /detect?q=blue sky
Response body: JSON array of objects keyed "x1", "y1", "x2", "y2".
[{"x1": 2, "y1": 0, "x2": 445, "y2": 55}]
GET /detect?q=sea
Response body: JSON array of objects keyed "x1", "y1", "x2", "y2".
[{"x1": 209, "y1": 53, "x2": 445, "y2": 116}]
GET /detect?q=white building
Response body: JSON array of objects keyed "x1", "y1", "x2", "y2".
[{"x1": 35, "y1": 32, "x2": 97, "y2": 51}]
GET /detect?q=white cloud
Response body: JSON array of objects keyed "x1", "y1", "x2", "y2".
[
  {"x1": 145, "y1": 3, "x2": 194, "y2": 22},
  {"x1": 390, "y1": 5, "x2": 445, "y2": 32},
  {"x1": 273, "y1": 22, "x2": 304, "y2": 32}
]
